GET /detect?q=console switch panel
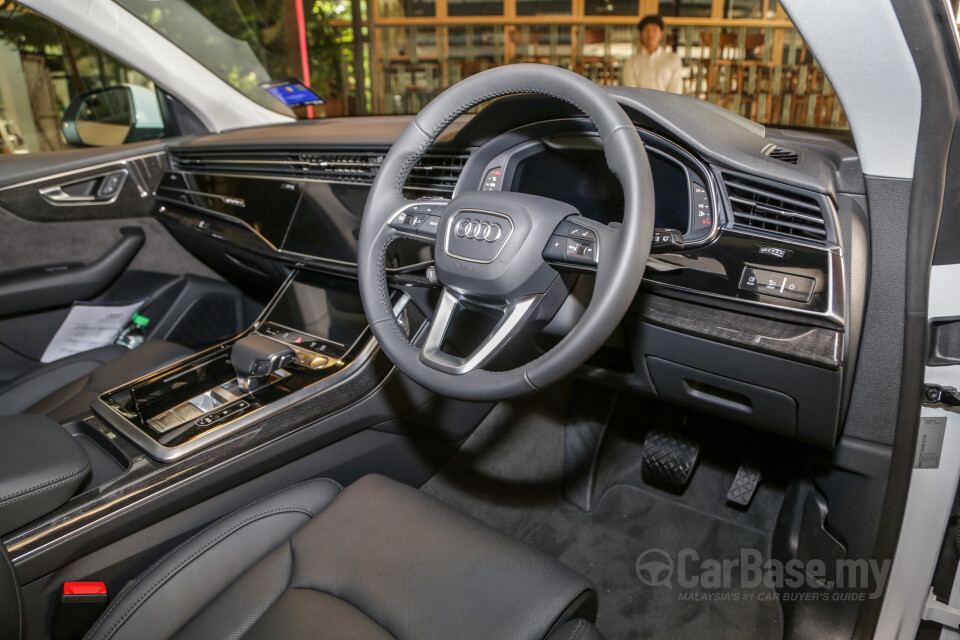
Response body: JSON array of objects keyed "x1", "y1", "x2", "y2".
[{"x1": 739, "y1": 267, "x2": 815, "y2": 302}]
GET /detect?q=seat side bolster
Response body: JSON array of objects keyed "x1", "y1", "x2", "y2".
[{"x1": 84, "y1": 478, "x2": 341, "y2": 640}]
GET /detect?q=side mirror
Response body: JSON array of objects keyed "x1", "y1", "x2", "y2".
[{"x1": 62, "y1": 85, "x2": 165, "y2": 148}]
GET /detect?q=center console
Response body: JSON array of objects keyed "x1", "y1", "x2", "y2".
[
  {"x1": 4, "y1": 265, "x2": 465, "y2": 618},
  {"x1": 93, "y1": 269, "x2": 408, "y2": 461}
]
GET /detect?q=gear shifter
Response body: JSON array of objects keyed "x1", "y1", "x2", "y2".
[{"x1": 231, "y1": 335, "x2": 295, "y2": 393}]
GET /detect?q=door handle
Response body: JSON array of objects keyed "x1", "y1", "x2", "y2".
[
  {"x1": 38, "y1": 169, "x2": 128, "y2": 206},
  {"x1": 37, "y1": 186, "x2": 97, "y2": 204}
]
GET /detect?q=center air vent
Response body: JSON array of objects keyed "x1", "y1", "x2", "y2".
[
  {"x1": 722, "y1": 172, "x2": 829, "y2": 244},
  {"x1": 170, "y1": 148, "x2": 471, "y2": 196},
  {"x1": 405, "y1": 152, "x2": 470, "y2": 195}
]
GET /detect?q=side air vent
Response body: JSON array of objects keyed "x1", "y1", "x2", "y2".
[
  {"x1": 723, "y1": 172, "x2": 829, "y2": 244},
  {"x1": 763, "y1": 144, "x2": 799, "y2": 164},
  {"x1": 170, "y1": 148, "x2": 471, "y2": 195}
]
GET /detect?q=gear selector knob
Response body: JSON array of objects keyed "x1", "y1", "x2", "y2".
[{"x1": 231, "y1": 335, "x2": 295, "y2": 392}]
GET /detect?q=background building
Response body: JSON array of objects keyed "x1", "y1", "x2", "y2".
[{"x1": 0, "y1": 0, "x2": 855, "y2": 154}]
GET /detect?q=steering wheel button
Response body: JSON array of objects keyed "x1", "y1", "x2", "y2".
[
  {"x1": 417, "y1": 215, "x2": 441, "y2": 237},
  {"x1": 556, "y1": 220, "x2": 597, "y2": 241},
  {"x1": 389, "y1": 212, "x2": 408, "y2": 230},
  {"x1": 543, "y1": 234, "x2": 568, "y2": 262},
  {"x1": 565, "y1": 238, "x2": 597, "y2": 265},
  {"x1": 389, "y1": 210, "x2": 429, "y2": 233}
]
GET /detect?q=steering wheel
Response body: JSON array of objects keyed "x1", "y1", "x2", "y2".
[{"x1": 357, "y1": 64, "x2": 655, "y2": 401}]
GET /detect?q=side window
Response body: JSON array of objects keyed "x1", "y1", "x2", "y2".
[{"x1": 0, "y1": 1, "x2": 170, "y2": 154}]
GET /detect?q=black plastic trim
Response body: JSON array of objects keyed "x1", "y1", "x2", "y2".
[{"x1": 0, "y1": 227, "x2": 144, "y2": 315}]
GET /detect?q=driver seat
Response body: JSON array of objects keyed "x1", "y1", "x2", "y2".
[{"x1": 80, "y1": 474, "x2": 603, "y2": 640}]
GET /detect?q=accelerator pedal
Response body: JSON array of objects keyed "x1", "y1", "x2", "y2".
[
  {"x1": 726, "y1": 463, "x2": 762, "y2": 507},
  {"x1": 641, "y1": 430, "x2": 700, "y2": 488}
]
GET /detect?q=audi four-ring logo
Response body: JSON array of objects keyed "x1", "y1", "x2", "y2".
[{"x1": 454, "y1": 218, "x2": 503, "y2": 242}]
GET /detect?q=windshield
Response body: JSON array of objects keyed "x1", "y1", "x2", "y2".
[{"x1": 115, "y1": 0, "x2": 848, "y2": 130}]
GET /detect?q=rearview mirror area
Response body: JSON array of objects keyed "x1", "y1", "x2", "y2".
[{"x1": 62, "y1": 85, "x2": 166, "y2": 148}]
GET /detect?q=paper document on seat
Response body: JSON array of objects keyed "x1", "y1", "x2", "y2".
[{"x1": 41, "y1": 301, "x2": 143, "y2": 363}]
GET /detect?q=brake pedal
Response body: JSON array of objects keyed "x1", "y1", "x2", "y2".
[
  {"x1": 726, "y1": 463, "x2": 762, "y2": 506},
  {"x1": 642, "y1": 430, "x2": 700, "y2": 488}
]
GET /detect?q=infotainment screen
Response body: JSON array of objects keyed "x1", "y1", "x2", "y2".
[
  {"x1": 281, "y1": 183, "x2": 367, "y2": 263},
  {"x1": 511, "y1": 147, "x2": 691, "y2": 233}
]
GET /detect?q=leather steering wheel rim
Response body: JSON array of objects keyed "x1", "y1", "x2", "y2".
[{"x1": 357, "y1": 64, "x2": 656, "y2": 401}]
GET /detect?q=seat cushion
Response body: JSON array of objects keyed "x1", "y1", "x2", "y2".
[
  {"x1": 86, "y1": 475, "x2": 597, "y2": 640},
  {"x1": 0, "y1": 340, "x2": 192, "y2": 422},
  {"x1": 85, "y1": 479, "x2": 343, "y2": 640}
]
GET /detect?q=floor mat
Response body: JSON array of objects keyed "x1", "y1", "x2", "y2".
[
  {"x1": 525, "y1": 484, "x2": 783, "y2": 640},
  {"x1": 420, "y1": 388, "x2": 568, "y2": 539}
]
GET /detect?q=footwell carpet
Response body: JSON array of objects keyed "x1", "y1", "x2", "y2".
[{"x1": 525, "y1": 484, "x2": 783, "y2": 640}]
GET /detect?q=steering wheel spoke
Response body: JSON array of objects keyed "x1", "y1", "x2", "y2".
[{"x1": 420, "y1": 288, "x2": 541, "y2": 374}]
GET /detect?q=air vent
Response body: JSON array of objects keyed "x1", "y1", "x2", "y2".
[
  {"x1": 404, "y1": 152, "x2": 470, "y2": 196},
  {"x1": 170, "y1": 148, "x2": 471, "y2": 196},
  {"x1": 723, "y1": 172, "x2": 828, "y2": 244},
  {"x1": 170, "y1": 149, "x2": 383, "y2": 183},
  {"x1": 763, "y1": 144, "x2": 799, "y2": 164}
]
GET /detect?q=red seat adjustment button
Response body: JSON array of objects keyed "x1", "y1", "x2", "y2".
[{"x1": 62, "y1": 582, "x2": 107, "y2": 596}]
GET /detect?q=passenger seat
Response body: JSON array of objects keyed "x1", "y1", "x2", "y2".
[{"x1": 0, "y1": 341, "x2": 192, "y2": 422}]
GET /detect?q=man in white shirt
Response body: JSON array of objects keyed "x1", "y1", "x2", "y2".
[{"x1": 622, "y1": 15, "x2": 683, "y2": 94}]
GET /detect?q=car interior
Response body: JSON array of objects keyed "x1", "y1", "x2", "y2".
[{"x1": 0, "y1": 1, "x2": 958, "y2": 637}]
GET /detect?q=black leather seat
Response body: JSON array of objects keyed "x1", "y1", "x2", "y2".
[
  {"x1": 0, "y1": 341, "x2": 191, "y2": 422},
  {"x1": 82, "y1": 475, "x2": 604, "y2": 640}
]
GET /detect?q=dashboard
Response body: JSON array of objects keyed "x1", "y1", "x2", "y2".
[{"x1": 152, "y1": 91, "x2": 865, "y2": 449}]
